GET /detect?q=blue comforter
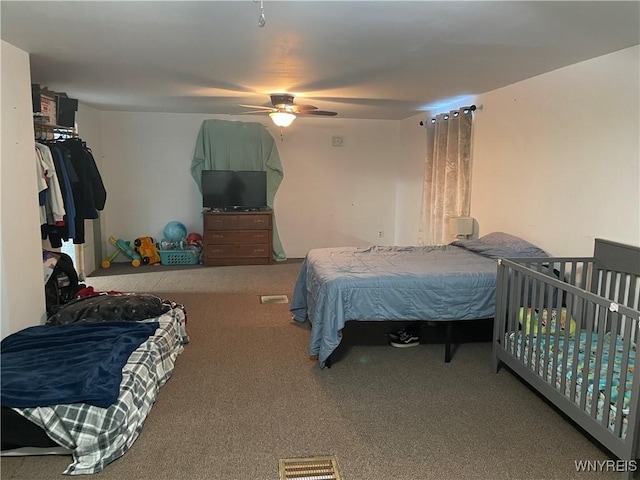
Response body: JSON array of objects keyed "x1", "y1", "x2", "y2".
[
  {"x1": 1, "y1": 321, "x2": 159, "y2": 408},
  {"x1": 291, "y1": 236, "x2": 548, "y2": 368}
]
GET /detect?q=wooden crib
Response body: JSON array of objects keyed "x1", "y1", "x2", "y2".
[{"x1": 493, "y1": 239, "x2": 640, "y2": 479}]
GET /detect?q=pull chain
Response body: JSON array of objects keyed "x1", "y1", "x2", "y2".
[{"x1": 258, "y1": 0, "x2": 266, "y2": 27}]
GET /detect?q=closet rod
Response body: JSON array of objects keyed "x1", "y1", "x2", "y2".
[{"x1": 34, "y1": 123, "x2": 78, "y2": 140}]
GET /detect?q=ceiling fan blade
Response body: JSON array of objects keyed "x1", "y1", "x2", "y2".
[
  {"x1": 298, "y1": 110, "x2": 338, "y2": 117},
  {"x1": 238, "y1": 104, "x2": 275, "y2": 111},
  {"x1": 236, "y1": 110, "x2": 271, "y2": 115},
  {"x1": 291, "y1": 104, "x2": 318, "y2": 112}
]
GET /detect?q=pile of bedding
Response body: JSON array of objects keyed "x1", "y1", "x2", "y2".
[{"x1": 0, "y1": 293, "x2": 188, "y2": 474}]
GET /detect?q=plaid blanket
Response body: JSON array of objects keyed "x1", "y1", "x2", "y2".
[{"x1": 12, "y1": 306, "x2": 188, "y2": 475}]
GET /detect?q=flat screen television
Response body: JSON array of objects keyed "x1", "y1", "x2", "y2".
[{"x1": 201, "y1": 170, "x2": 267, "y2": 210}]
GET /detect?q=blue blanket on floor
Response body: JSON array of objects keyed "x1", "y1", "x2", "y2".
[{"x1": 1, "y1": 321, "x2": 159, "y2": 408}]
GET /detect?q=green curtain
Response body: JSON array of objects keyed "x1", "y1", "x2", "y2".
[{"x1": 191, "y1": 119, "x2": 286, "y2": 261}]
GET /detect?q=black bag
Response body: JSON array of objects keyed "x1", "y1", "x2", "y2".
[{"x1": 44, "y1": 251, "x2": 80, "y2": 315}]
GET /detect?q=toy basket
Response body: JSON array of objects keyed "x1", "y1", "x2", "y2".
[{"x1": 157, "y1": 249, "x2": 199, "y2": 266}]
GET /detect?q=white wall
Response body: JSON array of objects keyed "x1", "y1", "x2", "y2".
[
  {"x1": 98, "y1": 112, "x2": 400, "y2": 259},
  {"x1": 471, "y1": 46, "x2": 640, "y2": 256},
  {"x1": 272, "y1": 117, "x2": 400, "y2": 256},
  {"x1": 0, "y1": 40, "x2": 46, "y2": 339},
  {"x1": 395, "y1": 112, "x2": 428, "y2": 245}
]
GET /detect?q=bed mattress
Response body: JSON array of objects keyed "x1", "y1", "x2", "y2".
[
  {"x1": 291, "y1": 234, "x2": 549, "y2": 368},
  {"x1": 291, "y1": 244, "x2": 505, "y2": 367},
  {"x1": 1, "y1": 306, "x2": 188, "y2": 474}
]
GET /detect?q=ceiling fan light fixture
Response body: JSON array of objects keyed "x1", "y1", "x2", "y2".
[{"x1": 269, "y1": 111, "x2": 296, "y2": 127}]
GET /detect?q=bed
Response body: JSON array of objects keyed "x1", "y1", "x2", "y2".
[
  {"x1": 0, "y1": 293, "x2": 188, "y2": 475},
  {"x1": 290, "y1": 232, "x2": 549, "y2": 369},
  {"x1": 493, "y1": 239, "x2": 640, "y2": 479}
]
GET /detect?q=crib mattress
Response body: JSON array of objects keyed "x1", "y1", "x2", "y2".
[{"x1": 508, "y1": 331, "x2": 636, "y2": 437}]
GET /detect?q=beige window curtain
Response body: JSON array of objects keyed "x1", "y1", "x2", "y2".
[{"x1": 418, "y1": 107, "x2": 474, "y2": 246}]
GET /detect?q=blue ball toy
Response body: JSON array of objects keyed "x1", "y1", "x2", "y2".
[{"x1": 163, "y1": 221, "x2": 187, "y2": 242}]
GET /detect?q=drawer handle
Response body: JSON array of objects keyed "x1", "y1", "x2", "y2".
[
  {"x1": 210, "y1": 249, "x2": 223, "y2": 254},
  {"x1": 253, "y1": 249, "x2": 266, "y2": 253}
]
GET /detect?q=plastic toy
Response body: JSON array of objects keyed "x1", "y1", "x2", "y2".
[
  {"x1": 102, "y1": 236, "x2": 142, "y2": 268},
  {"x1": 163, "y1": 221, "x2": 187, "y2": 242},
  {"x1": 186, "y1": 232, "x2": 203, "y2": 246},
  {"x1": 134, "y1": 236, "x2": 161, "y2": 265},
  {"x1": 101, "y1": 249, "x2": 122, "y2": 269}
]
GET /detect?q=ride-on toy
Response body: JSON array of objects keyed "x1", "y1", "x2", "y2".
[
  {"x1": 134, "y1": 236, "x2": 161, "y2": 265},
  {"x1": 102, "y1": 236, "x2": 142, "y2": 268}
]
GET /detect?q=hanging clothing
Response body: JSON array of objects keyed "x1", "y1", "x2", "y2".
[
  {"x1": 35, "y1": 143, "x2": 66, "y2": 225},
  {"x1": 49, "y1": 145, "x2": 77, "y2": 240},
  {"x1": 35, "y1": 147, "x2": 49, "y2": 225},
  {"x1": 37, "y1": 138, "x2": 106, "y2": 247},
  {"x1": 190, "y1": 119, "x2": 286, "y2": 261},
  {"x1": 61, "y1": 139, "x2": 106, "y2": 245},
  {"x1": 37, "y1": 142, "x2": 73, "y2": 247}
]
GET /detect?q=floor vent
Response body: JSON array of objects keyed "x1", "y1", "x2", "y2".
[
  {"x1": 260, "y1": 294, "x2": 289, "y2": 304},
  {"x1": 278, "y1": 456, "x2": 341, "y2": 480}
]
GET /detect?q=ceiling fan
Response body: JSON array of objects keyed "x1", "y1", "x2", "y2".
[{"x1": 238, "y1": 94, "x2": 337, "y2": 127}]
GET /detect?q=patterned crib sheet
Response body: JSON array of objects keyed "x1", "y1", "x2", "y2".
[{"x1": 508, "y1": 329, "x2": 636, "y2": 438}]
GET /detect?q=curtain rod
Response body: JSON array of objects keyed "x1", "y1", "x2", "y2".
[{"x1": 419, "y1": 104, "x2": 476, "y2": 126}]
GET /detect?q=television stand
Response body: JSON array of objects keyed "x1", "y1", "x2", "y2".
[{"x1": 203, "y1": 210, "x2": 273, "y2": 266}]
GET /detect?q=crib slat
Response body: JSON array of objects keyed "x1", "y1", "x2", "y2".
[
  {"x1": 600, "y1": 309, "x2": 617, "y2": 429},
  {"x1": 579, "y1": 300, "x2": 595, "y2": 412},
  {"x1": 590, "y1": 303, "x2": 607, "y2": 420},
  {"x1": 532, "y1": 277, "x2": 545, "y2": 375},
  {"x1": 522, "y1": 273, "x2": 533, "y2": 368},
  {"x1": 508, "y1": 268, "x2": 522, "y2": 354},
  {"x1": 569, "y1": 292, "x2": 583, "y2": 406},
  {"x1": 550, "y1": 275, "x2": 566, "y2": 390},
  {"x1": 559, "y1": 289, "x2": 576, "y2": 397},
  {"x1": 612, "y1": 310, "x2": 630, "y2": 438},
  {"x1": 508, "y1": 267, "x2": 522, "y2": 355}
]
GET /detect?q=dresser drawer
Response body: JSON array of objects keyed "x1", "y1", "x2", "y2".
[
  {"x1": 204, "y1": 230, "x2": 269, "y2": 245},
  {"x1": 204, "y1": 213, "x2": 271, "y2": 230},
  {"x1": 204, "y1": 244, "x2": 271, "y2": 259}
]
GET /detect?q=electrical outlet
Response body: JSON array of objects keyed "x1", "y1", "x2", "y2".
[{"x1": 332, "y1": 136, "x2": 344, "y2": 147}]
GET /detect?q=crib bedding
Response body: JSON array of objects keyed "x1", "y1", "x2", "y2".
[
  {"x1": 508, "y1": 330, "x2": 636, "y2": 436},
  {"x1": 291, "y1": 235, "x2": 548, "y2": 369},
  {"x1": 4, "y1": 306, "x2": 187, "y2": 475}
]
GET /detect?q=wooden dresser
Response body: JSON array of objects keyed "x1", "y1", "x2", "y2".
[{"x1": 203, "y1": 210, "x2": 273, "y2": 266}]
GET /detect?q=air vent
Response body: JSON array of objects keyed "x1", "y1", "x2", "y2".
[
  {"x1": 278, "y1": 455, "x2": 342, "y2": 480},
  {"x1": 260, "y1": 294, "x2": 289, "y2": 304}
]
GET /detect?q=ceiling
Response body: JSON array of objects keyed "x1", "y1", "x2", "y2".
[{"x1": 1, "y1": 1, "x2": 638, "y2": 121}]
